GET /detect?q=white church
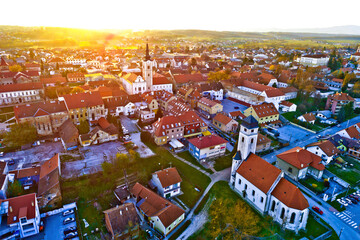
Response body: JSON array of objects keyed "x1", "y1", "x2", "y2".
[
  {"x1": 230, "y1": 116, "x2": 309, "y2": 233},
  {"x1": 121, "y1": 44, "x2": 173, "y2": 95}
]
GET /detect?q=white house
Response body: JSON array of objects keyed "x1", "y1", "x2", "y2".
[
  {"x1": 188, "y1": 134, "x2": 228, "y2": 161},
  {"x1": 299, "y1": 54, "x2": 330, "y2": 67},
  {"x1": 280, "y1": 101, "x2": 297, "y2": 112},
  {"x1": 0, "y1": 83, "x2": 43, "y2": 105},
  {"x1": 121, "y1": 73, "x2": 147, "y2": 95},
  {"x1": 152, "y1": 77, "x2": 173, "y2": 93},
  {"x1": 230, "y1": 116, "x2": 309, "y2": 233},
  {"x1": 151, "y1": 167, "x2": 182, "y2": 198},
  {"x1": 306, "y1": 140, "x2": 340, "y2": 165}
]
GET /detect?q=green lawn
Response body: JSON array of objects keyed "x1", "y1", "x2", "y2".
[
  {"x1": 326, "y1": 164, "x2": 360, "y2": 186},
  {"x1": 176, "y1": 151, "x2": 212, "y2": 173},
  {"x1": 342, "y1": 155, "x2": 360, "y2": 171},
  {"x1": 213, "y1": 152, "x2": 233, "y2": 171},
  {"x1": 299, "y1": 177, "x2": 327, "y2": 194},
  {"x1": 189, "y1": 181, "x2": 337, "y2": 240}
]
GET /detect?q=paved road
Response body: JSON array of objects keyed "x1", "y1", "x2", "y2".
[{"x1": 262, "y1": 115, "x2": 360, "y2": 163}]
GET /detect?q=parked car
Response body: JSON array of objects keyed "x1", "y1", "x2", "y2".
[
  {"x1": 0, "y1": 152, "x2": 3, "y2": 157},
  {"x1": 343, "y1": 198, "x2": 352, "y2": 204},
  {"x1": 64, "y1": 226, "x2": 77, "y2": 235},
  {"x1": 349, "y1": 198, "x2": 358, "y2": 204},
  {"x1": 63, "y1": 209, "x2": 74, "y2": 216},
  {"x1": 63, "y1": 217, "x2": 75, "y2": 225},
  {"x1": 350, "y1": 194, "x2": 360, "y2": 200},
  {"x1": 64, "y1": 231, "x2": 78, "y2": 239},
  {"x1": 337, "y1": 199, "x2": 348, "y2": 206},
  {"x1": 8, "y1": 159, "x2": 15, "y2": 165}
]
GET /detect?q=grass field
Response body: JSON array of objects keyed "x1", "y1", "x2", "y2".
[
  {"x1": 327, "y1": 164, "x2": 360, "y2": 186},
  {"x1": 176, "y1": 151, "x2": 212, "y2": 173}
]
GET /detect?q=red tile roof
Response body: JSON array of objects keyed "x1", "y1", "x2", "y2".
[
  {"x1": 153, "y1": 115, "x2": 183, "y2": 137},
  {"x1": 307, "y1": 140, "x2": 340, "y2": 156},
  {"x1": 301, "y1": 113, "x2": 316, "y2": 122},
  {"x1": 14, "y1": 100, "x2": 67, "y2": 119},
  {"x1": 237, "y1": 154, "x2": 281, "y2": 193},
  {"x1": 251, "y1": 103, "x2": 279, "y2": 118},
  {"x1": 153, "y1": 77, "x2": 171, "y2": 85},
  {"x1": 271, "y1": 178, "x2": 309, "y2": 210},
  {"x1": 6, "y1": 193, "x2": 37, "y2": 225},
  {"x1": 0, "y1": 82, "x2": 43, "y2": 93},
  {"x1": 213, "y1": 113, "x2": 233, "y2": 125},
  {"x1": 277, "y1": 147, "x2": 325, "y2": 171},
  {"x1": 173, "y1": 74, "x2": 204, "y2": 84},
  {"x1": 188, "y1": 134, "x2": 227, "y2": 149},
  {"x1": 62, "y1": 91, "x2": 104, "y2": 109},
  {"x1": 153, "y1": 167, "x2": 182, "y2": 188},
  {"x1": 40, "y1": 76, "x2": 67, "y2": 84},
  {"x1": 40, "y1": 154, "x2": 60, "y2": 179},
  {"x1": 198, "y1": 97, "x2": 221, "y2": 108}
]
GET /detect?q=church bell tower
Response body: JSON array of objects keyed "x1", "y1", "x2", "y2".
[
  {"x1": 142, "y1": 43, "x2": 153, "y2": 91},
  {"x1": 230, "y1": 116, "x2": 259, "y2": 185}
]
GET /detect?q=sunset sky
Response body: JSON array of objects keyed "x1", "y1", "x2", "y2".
[{"x1": 2, "y1": 0, "x2": 360, "y2": 31}]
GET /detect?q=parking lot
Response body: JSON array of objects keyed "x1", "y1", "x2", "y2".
[
  {"x1": 276, "y1": 124, "x2": 315, "y2": 143},
  {"x1": 333, "y1": 191, "x2": 360, "y2": 231},
  {"x1": 119, "y1": 115, "x2": 139, "y2": 133},
  {"x1": 221, "y1": 98, "x2": 248, "y2": 114}
]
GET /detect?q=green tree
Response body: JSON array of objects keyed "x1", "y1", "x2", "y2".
[
  {"x1": 9, "y1": 64, "x2": 23, "y2": 72},
  {"x1": 77, "y1": 120, "x2": 89, "y2": 134},
  {"x1": 338, "y1": 106, "x2": 346, "y2": 123},
  {"x1": 7, "y1": 180, "x2": 23, "y2": 198},
  {"x1": 3, "y1": 123, "x2": 38, "y2": 148}
]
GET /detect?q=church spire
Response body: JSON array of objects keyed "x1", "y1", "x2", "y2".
[{"x1": 145, "y1": 43, "x2": 151, "y2": 61}]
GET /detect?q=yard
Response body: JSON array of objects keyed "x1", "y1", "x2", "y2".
[
  {"x1": 327, "y1": 156, "x2": 360, "y2": 186},
  {"x1": 61, "y1": 141, "x2": 211, "y2": 238},
  {"x1": 189, "y1": 181, "x2": 338, "y2": 240},
  {"x1": 213, "y1": 153, "x2": 233, "y2": 171},
  {"x1": 299, "y1": 177, "x2": 327, "y2": 194},
  {"x1": 176, "y1": 151, "x2": 212, "y2": 173}
]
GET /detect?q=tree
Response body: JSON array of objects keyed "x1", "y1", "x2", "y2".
[
  {"x1": 140, "y1": 131, "x2": 152, "y2": 144},
  {"x1": 208, "y1": 71, "x2": 231, "y2": 82},
  {"x1": 3, "y1": 123, "x2": 38, "y2": 148},
  {"x1": 155, "y1": 107, "x2": 163, "y2": 120},
  {"x1": 9, "y1": 64, "x2": 23, "y2": 72},
  {"x1": 101, "y1": 161, "x2": 113, "y2": 176},
  {"x1": 190, "y1": 58, "x2": 197, "y2": 66},
  {"x1": 337, "y1": 106, "x2": 346, "y2": 123},
  {"x1": 70, "y1": 86, "x2": 85, "y2": 94},
  {"x1": 7, "y1": 180, "x2": 23, "y2": 198},
  {"x1": 77, "y1": 120, "x2": 89, "y2": 134}
]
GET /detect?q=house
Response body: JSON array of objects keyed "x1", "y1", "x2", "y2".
[
  {"x1": 244, "y1": 103, "x2": 279, "y2": 125},
  {"x1": 60, "y1": 91, "x2": 106, "y2": 124},
  {"x1": 276, "y1": 147, "x2": 325, "y2": 181},
  {"x1": 299, "y1": 54, "x2": 329, "y2": 67},
  {"x1": 279, "y1": 101, "x2": 297, "y2": 112},
  {"x1": 176, "y1": 111, "x2": 208, "y2": 137},
  {"x1": 152, "y1": 76, "x2": 173, "y2": 93},
  {"x1": 151, "y1": 167, "x2": 182, "y2": 198},
  {"x1": 193, "y1": 82, "x2": 224, "y2": 101},
  {"x1": 256, "y1": 133, "x2": 272, "y2": 153},
  {"x1": 171, "y1": 73, "x2": 205, "y2": 88},
  {"x1": 104, "y1": 96, "x2": 135, "y2": 117},
  {"x1": 59, "y1": 119, "x2": 79, "y2": 151},
  {"x1": 316, "y1": 110, "x2": 332, "y2": 120},
  {"x1": 297, "y1": 113, "x2": 316, "y2": 124},
  {"x1": 230, "y1": 116, "x2": 309, "y2": 233},
  {"x1": 228, "y1": 111, "x2": 246, "y2": 120},
  {"x1": 121, "y1": 73, "x2": 147, "y2": 95},
  {"x1": 306, "y1": 140, "x2": 340, "y2": 165},
  {"x1": 0, "y1": 193, "x2": 41, "y2": 238},
  {"x1": 131, "y1": 183, "x2": 185, "y2": 236},
  {"x1": 37, "y1": 154, "x2": 62, "y2": 208},
  {"x1": 279, "y1": 87, "x2": 298, "y2": 100},
  {"x1": 9, "y1": 167, "x2": 41, "y2": 187},
  {"x1": 152, "y1": 115, "x2": 184, "y2": 145},
  {"x1": 197, "y1": 97, "x2": 223, "y2": 117},
  {"x1": 0, "y1": 82, "x2": 44, "y2": 105},
  {"x1": 79, "y1": 117, "x2": 118, "y2": 146},
  {"x1": 213, "y1": 113, "x2": 238, "y2": 133},
  {"x1": 103, "y1": 203, "x2": 140, "y2": 240},
  {"x1": 336, "y1": 126, "x2": 360, "y2": 140},
  {"x1": 14, "y1": 100, "x2": 69, "y2": 136},
  {"x1": 188, "y1": 134, "x2": 228, "y2": 161},
  {"x1": 67, "y1": 72, "x2": 85, "y2": 82},
  {"x1": 325, "y1": 92, "x2": 354, "y2": 115},
  {"x1": 40, "y1": 76, "x2": 67, "y2": 87}
]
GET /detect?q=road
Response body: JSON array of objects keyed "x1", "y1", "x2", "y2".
[{"x1": 262, "y1": 115, "x2": 360, "y2": 163}]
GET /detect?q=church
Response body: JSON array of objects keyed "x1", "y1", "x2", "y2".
[
  {"x1": 230, "y1": 116, "x2": 309, "y2": 233},
  {"x1": 121, "y1": 44, "x2": 173, "y2": 95}
]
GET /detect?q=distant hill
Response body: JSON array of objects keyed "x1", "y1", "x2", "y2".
[{"x1": 274, "y1": 25, "x2": 360, "y2": 36}]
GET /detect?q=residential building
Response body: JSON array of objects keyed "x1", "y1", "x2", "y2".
[
  {"x1": 325, "y1": 92, "x2": 354, "y2": 115},
  {"x1": 151, "y1": 167, "x2": 182, "y2": 198},
  {"x1": 197, "y1": 97, "x2": 223, "y2": 116},
  {"x1": 59, "y1": 119, "x2": 79, "y2": 151},
  {"x1": 299, "y1": 54, "x2": 330, "y2": 67},
  {"x1": 60, "y1": 91, "x2": 106, "y2": 124},
  {"x1": 297, "y1": 113, "x2": 316, "y2": 124},
  {"x1": 103, "y1": 203, "x2": 140, "y2": 240},
  {"x1": 336, "y1": 126, "x2": 360, "y2": 140},
  {"x1": 131, "y1": 183, "x2": 185, "y2": 236},
  {"x1": 79, "y1": 117, "x2": 118, "y2": 146},
  {"x1": 276, "y1": 147, "x2": 325, "y2": 181},
  {"x1": 212, "y1": 113, "x2": 238, "y2": 133},
  {"x1": 256, "y1": 133, "x2": 272, "y2": 153},
  {"x1": 0, "y1": 193, "x2": 40, "y2": 238},
  {"x1": 121, "y1": 73, "x2": 147, "y2": 95},
  {"x1": 0, "y1": 83, "x2": 44, "y2": 105},
  {"x1": 152, "y1": 76, "x2": 173, "y2": 93},
  {"x1": 230, "y1": 116, "x2": 309, "y2": 233},
  {"x1": 279, "y1": 87, "x2": 298, "y2": 100},
  {"x1": 14, "y1": 100, "x2": 69, "y2": 136},
  {"x1": 67, "y1": 72, "x2": 85, "y2": 82},
  {"x1": 244, "y1": 103, "x2": 279, "y2": 125},
  {"x1": 306, "y1": 140, "x2": 340, "y2": 165},
  {"x1": 152, "y1": 115, "x2": 184, "y2": 145},
  {"x1": 188, "y1": 134, "x2": 227, "y2": 161},
  {"x1": 177, "y1": 111, "x2": 208, "y2": 137},
  {"x1": 279, "y1": 101, "x2": 297, "y2": 112}
]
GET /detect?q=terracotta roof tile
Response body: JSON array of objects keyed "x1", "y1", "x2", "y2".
[
  {"x1": 153, "y1": 167, "x2": 182, "y2": 188},
  {"x1": 277, "y1": 147, "x2": 325, "y2": 171},
  {"x1": 188, "y1": 134, "x2": 228, "y2": 149}
]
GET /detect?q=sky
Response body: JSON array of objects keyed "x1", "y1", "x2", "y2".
[{"x1": 1, "y1": 0, "x2": 360, "y2": 31}]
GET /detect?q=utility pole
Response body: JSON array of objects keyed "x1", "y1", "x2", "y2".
[{"x1": 339, "y1": 228, "x2": 344, "y2": 238}]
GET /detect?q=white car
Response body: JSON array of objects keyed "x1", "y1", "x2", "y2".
[
  {"x1": 337, "y1": 199, "x2": 348, "y2": 206},
  {"x1": 63, "y1": 209, "x2": 74, "y2": 216}
]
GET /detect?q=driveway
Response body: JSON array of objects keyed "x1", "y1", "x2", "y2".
[
  {"x1": 119, "y1": 115, "x2": 139, "y2": 133},
  {"x1": 131, "y1": 132, "x2": 155, "y2": 158}
]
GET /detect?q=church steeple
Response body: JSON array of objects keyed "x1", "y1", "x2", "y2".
[{"x1": 145, "y1": 43, "x2": 151, "y2": 61}]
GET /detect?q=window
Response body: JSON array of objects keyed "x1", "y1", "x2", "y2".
[
  {"x1": 290, "y1": 212, "x2": 296, "y2": 224},
  {"x1": 288, "y1": 167, "x2": 293, "y2": 173},
  {"x1": 260, "y1": 197, "x2": 264, "y2": 203},
  {"x1": 238, "y1": 179, "x2": 241, "y2": 185},
  {"x1": 252, "y1": 190, "x2": 255, "y2": 196},
  {"x1": 251, "y1": 138, "x2": 254, "y2": 144},
  {"x1": 242, "y1": 137, "x2": 245, "y2": 142},
  {"x1": 280, "y1": 208, "x2": 285, "y2": 219},
  {"x1": 244, "y1": 184, "x2": 247, "y2": 190},
  {"x1": 271, "y1": 201, "x2": 275, "y2": 212}
]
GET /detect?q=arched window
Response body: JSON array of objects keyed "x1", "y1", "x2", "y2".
[
  {"x1": 290, "y1": 212, "x2": 296, "y2": 224},
  {"x1": 280, "y1": 208, "x2": 285, "y2": 219},
  {"x1": 271, "y1": 201, "x2": 276, "y2": 212}
]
